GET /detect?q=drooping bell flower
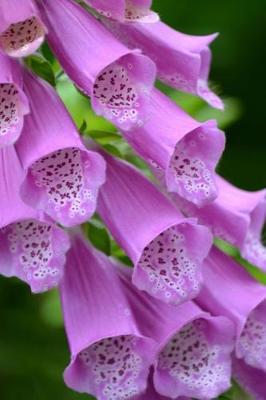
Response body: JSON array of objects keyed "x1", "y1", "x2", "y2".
[
  {"x1": 0, "y1": 145, "x2": 70, "y2": 293},
  {"x1": 122, "y1": 88, "x2": 225, "y2": 206},
  {"x1": 196, "y1": 247, "x2": 266, "y2": 373},
  {"x1": 60, "y1": 233, "x2": 157, "y2": 400},
  {"x1": 36, "y1": 0, "x2": 156, "y2": 131},
  {"x1": 97, "y1": 152, "x2": 212, "y2": 305},
  {"x1": 115, "y1": 264, "x2": 234, "y2": 400},
  {"x1": 173, "y1": 175, "x2": 266, "y2": 270},
  {"x1": 15, "y1": 69, "x2": 106, "y2": 228},
  {"x1": 0, "y1": 52, "x2": 29, "y2": 148},
  {"x1": 103, "y1": 19, "x2": 223, "y2": 109},
  {"x1": 83, "y1": 0, "x2": 159, "y2": 23},
  {"x1": 232, "y1": 356, "x2": 266, "y2": 400},
  {"x1": 0, "y1": 0, "x2": 47, "y2": 57}
]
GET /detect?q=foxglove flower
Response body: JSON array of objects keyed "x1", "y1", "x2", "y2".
[
  {"x1": 60, "y1": 233, "x2": 157, "y2": 400},
  {"x1": 0, "y1": 0, "x2": 47, "y2": 57},
  {"x1": 103, "y1": 20, "x2": 223, "y2": 109},
  {"x1": 83, "y1": 0, "x2": 159, "y2": 22},
  {"x1": 173, "y1": 175, "x2": 266, "y2": 270},
  {"x1": 0, "y1": 52, "x2": 29, "y2": 148},
  {"x1": 232, "y1": 357, "x2": 266, "y2": 400},
  {"x1": 122, "y1": 89, "x2": 225, "y2": 206},
  {"x1": 15, "y1": 69, "x2": 106, "y2": 228},
  {"x1": 0, "y1": 145, "x2": 70, "y2": 293},
  {"x1": 115, "y1": 265, "x2": 234, "y2": 400},
  {"x1": 37, "y1": 0, "x2": 156, "y2": 130},
  {"x1": 197, "y1": 247, "x2": 266, "y2": 374},
  {"x1": 97, "y1": 152, "x2": 212, "y2": 305}
]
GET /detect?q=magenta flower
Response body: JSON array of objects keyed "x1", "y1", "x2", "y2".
[
  {"x1": 0, "y1": 145, "x2": 70, "y2": 293},
  {"x1": 0, "y1": 0, "x2": 47, "y2": 57},
  {"x1": 83, "y1": 0, "x2": 159, "y2": 22},
  {"x1": 197, "y1": 247, "x2": 266, "y2": 374},
  {"x1": 0, "y1": 52, "x2": 29, "y2": 148},
  {"x1": 232, "y1": 357, "x2": 266, "y2": 400},
  {"x1": 15, "y1": 69, "x2": 106, "y2": 228},
  {"x1": 97, "y1": 151, "x2": 212, "y2": 305},
  {"x1": 174, "y1": 175, "x2": 266, "y2": 269},
  {"x1": 104, "y1": 19, "x2": 223, "y2": 109},
  {"x1": 37, "y1": 0, "x2": 156, "y2": 130},
  {"x1": 123, "y1": 89, "x2": 225, "y2": 206},
  {"x1": 60, "y1": 233, "x2": 157, "y2": 400}
]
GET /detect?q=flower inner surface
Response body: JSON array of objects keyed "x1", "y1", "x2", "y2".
[
  {"x1": 0, "y1": 83, "x2": 20, "y2": 138},
  {"x1": 79, "y1": 335, "x2": 145, "y2": 400},
  {"x1": 0, "y1": 17, "x2": 45, "y2": 57}
]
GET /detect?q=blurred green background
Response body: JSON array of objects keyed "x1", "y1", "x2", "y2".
[{"x1": 1, "y1": 1, "x2": 265, "y2": 399}]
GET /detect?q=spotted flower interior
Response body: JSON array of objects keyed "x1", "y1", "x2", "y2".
[
  {"x1": 0, "y1": 16, "x2": 46, "y2": 58},
  {"x1": 156, "y1": 318, "x2": 232, "y2": 399},
  {"x1": 136, "y1": 224, "x2": 203, "y2": 305},
  {"x1": 78, "y1": 335, "x2": 148, "y2": 400},
  {"x1": 92, "y1": 53, "x2": 154, "y2": 130},
  {"x1": 22, "y1": 147, "x2": 99, "y2": 227},
  {"x1": 237, "y1": 300, "x2": 266, "y2": 371},
  {"x1": 0, "y1": 83, "x2": 26, "y2": 147},
  {"x1": 167, "y1": 125, "x2": 223, "y2": 206},
  {"x1": 0, "y1": 219, "x2": 69, "y2": 293}
]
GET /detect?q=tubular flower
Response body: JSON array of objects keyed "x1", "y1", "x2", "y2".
[
  {"x1": 196, "y1": 247, "x2": 266, "y2": 374},
  {"x1": 122, "y1": 89, "x2": 225, "y2": 206},
  {"x1": 232, "y1": 357, "x2": 266, "y2": 400},
  {"x1": 60, "y1": 233, "x2": 157, "y2": 400},
  {"x1": 0, "y1": 145, "x2": 70, "y2": 293},
  {"x1": 0, "y1": 0, "x2": 47, "y2": 58},
  {"x1": 103, "y1": 19, "x2": 223, "y2": 109},
  {"x1": 97, "y1": 152, "x2": 212, "y2": 305},
  {"x1": 83, "y1": 0, "x2": 159, "y2": 23},
  {"x1": 173, "y1": 175, "x2": 266, "y2": 270},
  {"x1": 115, "y1": 266, "x2": 234, "y2": 400},
  {"x1": 15, "y1": 69, "x2": 106, "y2": 228},
  {"x1": 37, "y1": 0, "x2": 156, "y2": 130},
  {"x1": 0, "y1": 52, "x2": 29, "y2": 148}
]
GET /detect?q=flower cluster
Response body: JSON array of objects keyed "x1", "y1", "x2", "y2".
[{"x1": 0, "y1": 0, "x2": 265, "y2": 399}]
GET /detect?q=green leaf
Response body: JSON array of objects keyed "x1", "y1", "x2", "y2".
[
  {"x1": 87, "y1": 219, "x2": 111, "y2": 255},
  {"x1": 24, "y1": 54, "x2": 56, "y2": 86}
]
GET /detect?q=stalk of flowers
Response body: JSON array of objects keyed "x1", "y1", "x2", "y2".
[
  {"x1": 0, "y1": 52, "x2": 29, "y2": 148},
  {"x1": 15, "y1": 68, "x2": 106, "y2": 228},
  {"x1": 0, "y1": 0, "x2": 47, "y2": 58},
  {"x1": 82, "y1": 0, "x2": 159, "y2": 22},
  {"x1": 172, "y1": 175, "x2": 266, "y2": 270},
  {"x1": 97, "y1": 150, "x2": 213, "y2": 305},
  {"x1": 120, "y1": 88, "x2": 226, "y2": 207},
  {"x1": 0, "y1": 145, "x2": 70, "y2": 293},
  {"x1": 102, "y1": 18, "x2": 223, "y2": 109},
  {"x1": 196, "y1": 247, "x2": 266, "y2": 396},
  {"x1": 36, "y1": 0, "x2": 157, "y2": 130}
]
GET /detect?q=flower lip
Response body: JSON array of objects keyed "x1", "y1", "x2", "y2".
[
  {"x1": 154, "y1": 315, "x2": 234, "y2": 399},
  {"x1": 91, "y1": 52, "x2": 156, "y2": 131},
  {"x1": 0, "y1": 16, "x2": 47, "y2": 58},
  {"x1": 20, "y1": 146, "x2": 106, "y2": 228}
]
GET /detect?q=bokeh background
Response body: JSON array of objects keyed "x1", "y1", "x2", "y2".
[{"x1": 1, "y1": 1, "x2": 265, "y2": 399}]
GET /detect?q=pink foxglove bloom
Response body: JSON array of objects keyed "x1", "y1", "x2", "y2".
[
  {"x1": 104, "y1": 20, "x2": 223, "y2": 109},
  {"x1": 0, "y1": 0, "x2": 47, "y2": 57},
  {"x1": 37, "y1": 0, "x2": 156, "y2": 130},
  {"x1": 60, "y1": 233, "x2": 157, "y2": 400},
  {"x1": 0, "y1": 52, "x2": 29, "y2": 148},
  {"x1": 15, "y1": 69, "x2": 106, "y2": 228},
  {"x1": 174, "y1": 175, "x2": 266, "y2": 270},
  {"x1": 123, "y1": 89, "x2": 225, "y2": 206},
  {"x1": 83, "y1": 0, "x2": 159, "y2": 22},
  {"x1": 197, "y1": 247, "x2": 266, "y2": 374},
  {"x1": 115, "y1": 266, "x2": 234, "y2": 400},
  {"x1": 0, "y1": 146, "x2": 70, "y2": 293},
  {"x1": 232, "y1": 357, "x2": 266, "y2": 400},
  {"x1": 97, "y1": 152, "x2": 212, "y2": 305}
]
